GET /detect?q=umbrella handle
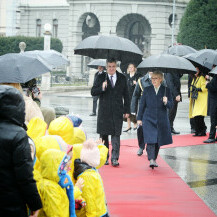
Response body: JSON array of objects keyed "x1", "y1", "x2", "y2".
[{"x1": 164, "y1": 86, "x2": 166, "y2": 97}]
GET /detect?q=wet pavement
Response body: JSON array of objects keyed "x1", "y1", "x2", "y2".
[{"x1": 42, "y1": 91, "x2": 217, "y2": 215}]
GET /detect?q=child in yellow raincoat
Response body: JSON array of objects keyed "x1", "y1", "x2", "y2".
[
  {"x1": 37, "y1": 148, "x2": 84, "y2": 217},
  {"x1": 74, "y1": 139, "x2": 109, "y2": 217}
]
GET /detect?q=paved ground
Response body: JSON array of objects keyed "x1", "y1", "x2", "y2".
[{"x1": 42, "y1": 90, "x2": 217, "y2": 215}]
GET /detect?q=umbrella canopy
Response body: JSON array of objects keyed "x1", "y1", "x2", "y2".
[
  {"x1": 183, "y1": 50, "x2": 216, "y2": 73},
  {"x1": 87, "y1": 59, "x2": 106, "y2": 69},
  {"x1": 74, "y1": 35, "x2": 143, "y2": 62},
  {"x1": 209, "y1": 66, "x2": 217, "y2": 75},
  {"x1": 137, "y1": 54, "x2": 196, "y2": 74},
  {"x1": 23, "y1": 50, "x2": 70, "y2": 68},
  {"x1": 164, "y1": 45, "x2": 197, "y2": 57},
  {"x1": 0, "y1": 53, "x2": 52, "y2": 83}
]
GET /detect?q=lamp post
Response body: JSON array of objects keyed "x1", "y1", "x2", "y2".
[
  {"x1": 41, "y1": 23, "x2": 52, "y2": 90},
  {"x1": 171, "y1": 0, "x2": 176, "y2": 45}
]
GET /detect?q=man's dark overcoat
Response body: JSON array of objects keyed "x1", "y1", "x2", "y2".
[
  {"x1": 91, "y1": 71, "x2": 130, "y2": 135},
  {"x1": 137, "y1": 85, "x2": 173, "y2": 146}
]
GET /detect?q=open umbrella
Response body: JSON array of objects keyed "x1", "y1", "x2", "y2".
[
  {"x1": 137, "y1": 54, "x2": 196, "y2": 74},
  {"x1": 183, "y1": 50, "x2": 215, "y2": 74},
  {"x1": 196, "y1": 49, "x2": 217, "y2": 66},
  {"x1": 209, "y1": 66, "x2": 217, "y2": 75},
  {"x1": 23, "y1": 50, "x2": 70, "y2": 68},
  {"x1": 74, "y1": 35, "x2": 143, "y2": 62},
  {"x1": 87, "y1": 59, "x2": 106, "y2": 69},
  {"x1": 0, "y1": 53, "x2": 52, "y2": 83},
  {"x1": 164, "y1": 45, "x2": 197, "y2": 57}
]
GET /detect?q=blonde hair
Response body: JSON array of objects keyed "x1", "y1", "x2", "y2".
[
  {"x1": 127, "y1": 63, "x2": 136, "y2": 74},
  {"x1": 1, "y1": 83, "x2": 23, "y2": 93},
  {"x1": 152, "y1": 71, "x2": 164, "y2": 81}
]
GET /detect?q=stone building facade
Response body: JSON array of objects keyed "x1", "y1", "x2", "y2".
[{"x1": 19, "y1": 0, "x2": 190, "y2": 77}]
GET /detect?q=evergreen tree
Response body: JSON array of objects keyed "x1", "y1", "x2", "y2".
[{"x1": 177, "y1": 0, "x2": 217, "y2": 50}]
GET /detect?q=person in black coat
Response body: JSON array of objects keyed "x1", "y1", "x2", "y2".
[
  {"x1": 89, "y1": 66, "x2": 106, "y2": 116},
  {"x1": 203, "y1": 71, "x2": 217, "y2": 143},
  {"x1": 91, "y1": 58, "x2": 130, "y2": 167},
  {"x1": 164, "y1": 72, "x2": 182, "y2": 134},
  {"x1": 137, "y1": 71, "x2": 173, "y2": 169},
  {"x1": 0, "y1": 85, "x2": 42, "y2": 217},
  {"x1": 123, "y1": 63, "x2": 140, "y2": 132}
]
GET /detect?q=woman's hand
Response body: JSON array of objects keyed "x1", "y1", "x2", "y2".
[
  {"x1": 133, "y1": 80, "x2": 137, "y2": 85},
  {"x1": 163, "y1": 96, "x2": 168, "y2": 105},
  {"x1": 75, "y1": 178, "x2": 84, "y2": 191},
  {"x1": 137, "y1": 120, "x2": 142, "y2": 126},
  {"x1": 29, "y1": 210, "x2": 40, "y2": 217}
]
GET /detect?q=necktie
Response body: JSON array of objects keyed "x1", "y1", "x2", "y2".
[{"x1": 110, "y1": 75, "x2": 115, "y2": 88}]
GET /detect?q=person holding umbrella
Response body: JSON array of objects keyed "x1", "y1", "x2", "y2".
[
  {"x1": 189, "y1": 67, "x2": 208, "y2": 136},
  {"x1": 89, "y1": 64, "x2": 106, "y2": 116},
  {"x1": 137, "y1": 71, "x2": 173, "y2": 169},
  {"x1": 91, "y1": 58, "x2": 130, "y2": 167},
  {"x1": 204, "y1": 65, "x2": 217, "y2": 143}
]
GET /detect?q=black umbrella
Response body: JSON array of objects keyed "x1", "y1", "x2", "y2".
[
  {"x1": 137, "y1": 54, "x2": 196, "y2": 74},
  {"x1": 87, "y1": 59, "x2": 106, "y2": 69},
  {"x1": 74, "y1": 35, "x2": 143, "y2": 62},
  {"x1": 183, "y1": 50, "x2": 214, "y2": 74},
  {"x1": 0, "y1": 53, "x2": 52, "y2": 83},
  {"x1": 164, "y1": 44, "x2": 197, "y2": 57}
]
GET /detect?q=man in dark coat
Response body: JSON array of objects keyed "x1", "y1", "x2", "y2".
[
  {"x1": 0, "y1": 85, "x2": 42, "y2": 217},
  {"x1": 89, "y1": 66, "x2": 106, "y2": 116},
  {"x1": 164, "y1": 73, "x2": 182, "y2": 134},
  {"x1": 91, "y1": 58, "x2": 130, "y2": 167},
  {"x1": 137, "y1": 71, "x2": 173, "y2": 169},
  {"x1": 203, "y1": 72, "x2": 217, "y2": 143}
]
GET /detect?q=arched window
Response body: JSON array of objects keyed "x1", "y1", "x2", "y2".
[
  {"x1": 53, "y1": 19, "x2": 58, "y2": 38},
  {"x1": 36, "y1": 19, "x2": 41, "y2": 37}
]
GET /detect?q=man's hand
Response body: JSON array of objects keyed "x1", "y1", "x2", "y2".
[
  {"x1": 163, "y1": 96, "x2": 168, "y2": 105},
  {"x1": 102, "y1": 81, "x2": 107, "y2": 91},
  {"x1": 124, "y1": 113, "x2": 130, "y2": 119},
  {"x1": 29, "y1": 210, "x2": 40, "y2": 217},
  {"x1": 175, "y1": 95, "x2": 181, "y2": 102},
  {"x1": 133, "y1": 80, "x2": 137, "y2": 85},
  {"x1": 137, "y1": 120, "x2": 142, "y2": 126}
]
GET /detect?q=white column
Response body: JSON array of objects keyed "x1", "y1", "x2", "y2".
[{"x1": 41, "y1": 23, "x2": 52, "y2": 90}]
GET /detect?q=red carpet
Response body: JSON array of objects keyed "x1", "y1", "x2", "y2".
[
  {"x1": 100, "y1": 135, "x2": 216, "y2": 217},
  {"x1": 120, "y1": 133, "x2": 210, "y2": 149}
]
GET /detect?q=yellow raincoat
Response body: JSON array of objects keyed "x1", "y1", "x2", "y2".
[
  {"x1": 38, "y1": 149, "x2": 69, "y2": 217},
  {"x1": 189, "y1": 75, "x2": 208, "y2": 118},
  {"x1": 48, "y1": 116, "x2": 74, "y2": 145},
  {"x1": 27, "y1": 117, "x2": 47, "y2": 141},
  {"x1": 72, "y1": 127, "x2": 86, "y2": 145},
  {"x1": 74, "y1": 165, "x2": 108, "y2": 217},
  {"x1": 34, "y1": 135, "x2": 82, "y2": 199}
]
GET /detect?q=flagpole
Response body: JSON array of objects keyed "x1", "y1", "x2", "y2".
[{"x1": 172, "y1": 0, "x2": 176, "y2": 45}]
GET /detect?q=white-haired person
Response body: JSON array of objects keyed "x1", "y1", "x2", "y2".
[{"x1": 137, "y1": 71, "x2": 173, "y2": 169}]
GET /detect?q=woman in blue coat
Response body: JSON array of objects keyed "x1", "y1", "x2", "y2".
[{"x1": 137, "y1": 71, "x2": 173, "y2": 169}]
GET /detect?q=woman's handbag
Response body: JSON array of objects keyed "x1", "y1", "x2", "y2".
[{"x1": 191, "y1": 77, "x2": 199, "y2": 100}]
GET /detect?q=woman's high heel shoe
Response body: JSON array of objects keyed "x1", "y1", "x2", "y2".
[
  {"x1": 149, "y1": 159, "x2": 155, "y2": 169},
  {"x1": 123, "y1": 127, "x2": 131, "y2": 132}
]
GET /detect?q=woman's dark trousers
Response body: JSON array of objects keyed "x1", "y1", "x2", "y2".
[
  {"x1": 146, "y1": 143, "x2": 160, "y2": 160},
  {"x1": 194, "y1": 116, "x2": 206, "y2": 134}
]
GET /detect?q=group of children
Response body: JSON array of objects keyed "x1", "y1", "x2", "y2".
[{"x1": 27, "y1": 110, "x2": 109, "y2": 216}]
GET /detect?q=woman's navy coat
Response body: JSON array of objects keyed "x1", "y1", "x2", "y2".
[{"x1": 137, "y1": 85, "x2": 173, "y2": 146}]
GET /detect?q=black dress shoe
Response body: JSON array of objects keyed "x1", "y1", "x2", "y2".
[
  {"x1": 137, "y1": 148, "x2": 143, "y2": 156},
  {"x1": 89, "y1": 113, "x2": 96, "y2": 116},
  {"x1": 171, "y1": 129, "x2": 180, "y2": 134},
  {"x1": 197, "y1": 132, "x2": 206, "y2": 136},
  {"x1": 105, "y1": 160, "x2": 109, "y2": 165},
  {"x1": 111, "y1": 160, "x2": 119, "y2": 167},
  {"x1": 203, "y1": 138, "x2": 215, "y2": 143},
  {"x1": 123, "y1": 127, "x2": 131, "y2": 132}
]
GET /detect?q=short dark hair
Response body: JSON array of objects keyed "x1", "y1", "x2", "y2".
[{"x1": 106, "y1": 58, "x2": 117, "y2": 65}]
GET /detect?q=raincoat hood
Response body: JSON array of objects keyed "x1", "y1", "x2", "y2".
[
  {"x1": 27, "y1": 117, "x2": 47, "y2": 141},
  {"x1": 48, "y1": 116, "x2": 74, "y2": 145},
  {"x1": 72, "y1": 127, "x2": 86, "y2": 144},
  {"x1": 40, "y1": 149, "x2": 66, "y2": 183},
  {"x1": 0, "y1": 85, "x2": 25, "y2": 126}
]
